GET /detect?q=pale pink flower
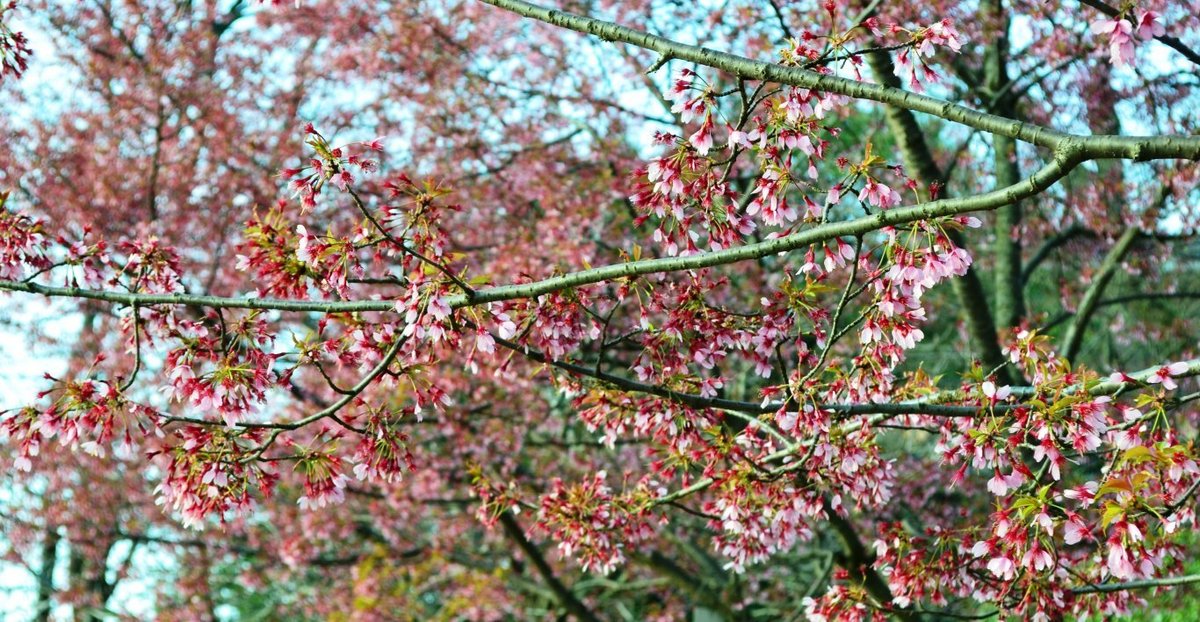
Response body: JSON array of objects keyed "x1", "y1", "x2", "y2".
[
  {"x1": 1147, "y1": 361, "x2": 1190, "y2": 390},
  {"x1": 1092, "y1": 18, "x2": 1135, "y2": 66},
  {"x1": 1137, "y1": 12, "x2": 1165, "y2": 39}
]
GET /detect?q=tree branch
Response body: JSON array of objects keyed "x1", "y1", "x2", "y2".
[
  {"x1": 863, "y1": 43, "x2": 1014, "y2": 384},
  {"x1": 1021, "y1": 225, "x2": 1092, "y2": 285},
  {"x1": 490, "y1": 329, "x2": 1003, "y2": 420},
  {"x1": 1060, "y1": 227, "x2": 1140, "y2": 361},
  {"x1": 498, "y1": 512, "x2": 602, "y2": 622},
  {"x1": 646, "y1": 355, "x2": 1200, "y2": 507},
  {"x1": 0, "y1": 155, "x2": 1081, "y2": 316},
  {"x1": 982, "y1": 0, "x2": 1026, "y2": 333},
  {"x1": 475, "y1": 0, "x2": 1200, "y2": 160},
  {"x1": 1073, "y1": 573, "x2": 1200, "y2": 594}
]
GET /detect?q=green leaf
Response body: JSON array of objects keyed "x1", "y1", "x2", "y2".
[
  {"x1": 1121, "y1": 446, "x2": 1154, "y2": 466},
  {"x1": 1101, "y1": 502, "x2": 1126, "y2": 529}
]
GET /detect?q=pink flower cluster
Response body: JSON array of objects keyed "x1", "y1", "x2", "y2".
[
  {"x1": 296, "y1": 451, "x2": 350, "y2": 510},
  {"x1": 892, "y1": 20, "x2": 964, "y2": 93},
  {"x1": 2, "y1": 371, "x2": 157, "y2": 471},
  {"x1": 151, "y1": 426, "x2": 279, "y2": 529},
  {"x1": 1092, "y1": 12, "x2": 1164, "y2": 66},
  {"x1": 632, "y1": 73, "x2": 843, "y2": 258},
  {"x1": 0, "y1": 2, "x2": 31, "y2": 82},
  {"x1": 234, "y1": 202, "x2": 315, "y2": 299},
  {"x1": 119, "y1": 237, "x2": 184, "y2": 294},
  {"x1": 280, "y1": 124, "x2": 383, "y2": 211},
  {"x1": 497, "y1": 290, "x2": 601, "y2": 361},
  {"x1": 534, "y1": 471, "x2": 652, "y2": 574},
  {"x1": 351, "y1": 404, "x2": 416, "y2": 484},
  {"x1": 164, "y1": 317, "x2": 279, "y2": 427},
  {"x1": 705, "y1": 479, "x2": 822, "y2": 572},
  {"x1": 0, "y1": 203, "x2": 49, "y2": 280},
  {"x1": 294, "y1": 223, "x2": 367, "y2": 298},
  {"x1": 848, "y1": 222, "x2": 975, "y2": 400},
  {"x1": 381, "y1": 173, "x2": 462, "y2": 267}
]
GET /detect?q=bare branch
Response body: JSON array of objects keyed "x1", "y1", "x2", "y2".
[
  {"x1": 498, "y1": 512, "x2": 602, "y2": 622},
  {"x1": 1073, "y1": 573, "x2": 1200, "y2": 594}
]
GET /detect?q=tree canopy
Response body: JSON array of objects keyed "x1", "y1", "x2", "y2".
[{"x1": 1, "y1": 0, "x2": 1200, "y2": 620}]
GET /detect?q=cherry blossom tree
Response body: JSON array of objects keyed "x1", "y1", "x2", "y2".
[{"x1": 1, "y1": 0, "x2": 1200, "y2": 619}]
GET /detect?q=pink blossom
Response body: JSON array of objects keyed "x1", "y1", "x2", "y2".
[
  {"x1": 494, "y1": 312, "x2": 518, "y2": 339},
  {"x1": 919, "y1": 20, "x2": 964, "y2": 56},
  {"x1": 726, "y1": 127, "x2": 751, "y2": 150},
  {"x1": 982, "y1": 381, "x2": 1011, "y2": 403},
  {"x1": 987, "y1": 554, "x2": 1016, "y2": 580},
  {"x1": 987, "y1": 471, "x2": 1010, "y2": 496},
  {"x1": 858, "y1": 178, "x2": 903, "y2": 209},
  {"x1": 427, "y1": 295, "x2": 452, "y2": 321},
  {"x1": 1137, "y1": 12, "x2": 1165, "y2": 39},
  {"x1": 295, "y1": 225, "x2": 312, "y2": 263},
  {"x1": 826, "y1": 184, "x2": 842, "y2": 205},
  {"x1": 1106, "y1": 541, "x2": 1135, "y2": 579},
  {"x1": 689, "y1": 125, "x2": 714, "y2": 155},
  {"x1": 970, "y1": 539, "x2": 994, "y2": 558},
  {"x1": 474, "y1": 329, "x2": 496, "y2": 354},
  {"x1": 1147, "y1": 361, "x2": 1190, "y2": 390},
  {"x1": 1021, "y1": 542, "x2": 1054, "y2": 572},
  {"x1": 1108, "y1": 371, "x2": 1136, "y2": 384},
  {"x1": 1063, "y1": 516, "x2": 1090, "y2": 545},
  {"x1": 1092, "y1": 18, "x2": 1135, "y2": 66}
]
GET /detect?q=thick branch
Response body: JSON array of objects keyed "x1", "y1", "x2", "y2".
[
  {"x1": 983, "y1": 0, "x2": 1026, "y2": 332},
  {"x1": 1060, "y1": 228, "x2": 1139, "y2": 361},
  {"x1": 824, "y1": 499, "x2": 920, "y2": 622},
  {"x1": 1073, "y1": 573, "x2": 1200, "y2": 594},
  {"x1": 0, "y1": 156, "x2": 1080, "y2": 316},
  {"x1": 498, "y1": 512, "x2": 602, "y2": 622},
  {"x1": 863, "y1": 46, "x2": 1013, "y2": 384}
]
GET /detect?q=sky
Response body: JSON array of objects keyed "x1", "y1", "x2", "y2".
[{"x1": 0, "y1": 11, "x2": 161, "y2": 621}]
